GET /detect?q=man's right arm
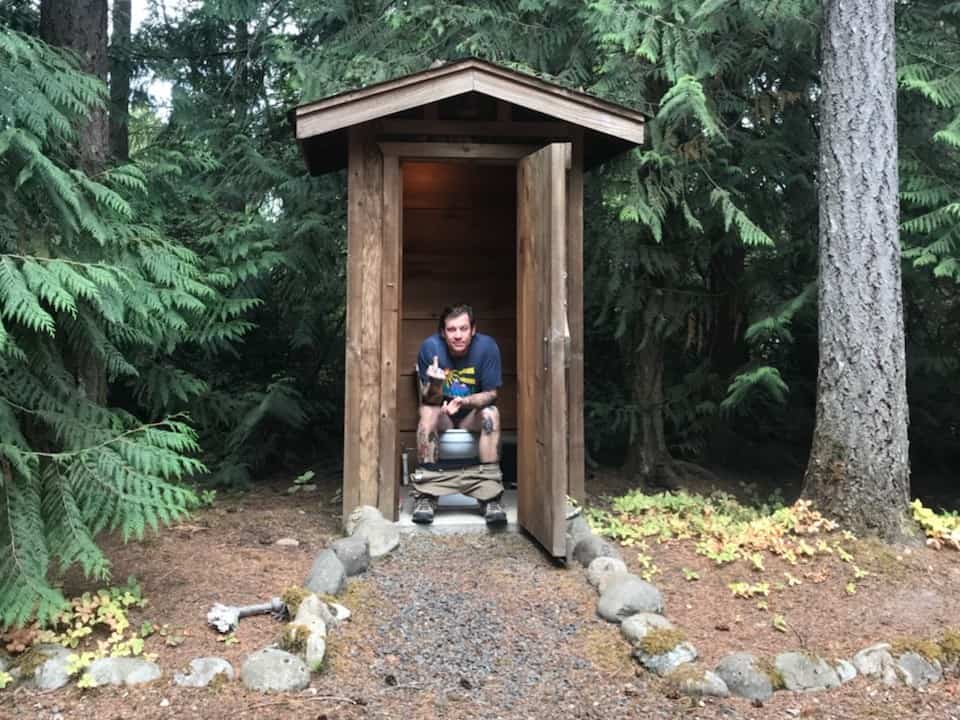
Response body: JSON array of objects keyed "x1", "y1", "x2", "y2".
[
  {"x1": 420, "y1": 376, "x2": 443, "y2": 405},
  {"x1": 417, "y1": 345, "x2": 445, "y2": 405}
]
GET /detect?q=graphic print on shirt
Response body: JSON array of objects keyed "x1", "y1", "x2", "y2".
[{"x1": 444, "y1": 366, "x2": 477, "y2": 398}]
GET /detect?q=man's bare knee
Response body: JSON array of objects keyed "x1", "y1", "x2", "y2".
[
  {"x1": 480, "y1": 406, "x2": 500, "y2": 435},
  {"x1": 419, "y1": 405, "x2": 443, "y2": 431}
]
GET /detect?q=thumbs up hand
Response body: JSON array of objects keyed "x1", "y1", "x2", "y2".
[{"x1": 426, "y1": 355, "x2": 445, "y2": 384}]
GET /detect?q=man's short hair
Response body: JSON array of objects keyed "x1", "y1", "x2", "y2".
[{"x1": 438, "y1": 304, "x2": 475, "y2": 333}]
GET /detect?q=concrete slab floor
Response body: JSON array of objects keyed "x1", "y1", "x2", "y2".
[{"x1": 397, "y1": 485, "x2": 519, "y2": 534}]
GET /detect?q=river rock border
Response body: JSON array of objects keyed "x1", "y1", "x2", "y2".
[
  {"x1": 239, "y1": 504, "x2": 399, "y2": 691},
  {"x1": 1, "y1": 505, "x2": 400, "y2": 695},
  {"x1": 569, "y1": 514, "x2": 957, "y2": 701}
]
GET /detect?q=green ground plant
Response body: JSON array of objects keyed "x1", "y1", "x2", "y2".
[
  {"x1": 587, "y1": 488, "x2": 878, "y2": 616},
  {"x1": 0, "y1": 577, "x2": 154, "y2": 690},
  {"x1": 912, "y1": 500, "x2": 960, "y2": 550},
  {"x1": 587, "y1": 489, "x2": 843, "y2": 568}
]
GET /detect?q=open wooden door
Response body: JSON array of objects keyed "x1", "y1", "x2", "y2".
[{"x1": 517, "y1": 143, "x2": 571, "y2": 557}]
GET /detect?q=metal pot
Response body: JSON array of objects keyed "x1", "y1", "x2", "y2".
[{"x1": 438, "y1": 428, "x2": 479, "y2": 461}]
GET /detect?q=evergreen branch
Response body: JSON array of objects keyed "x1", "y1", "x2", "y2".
[{"x1": 23, "y1": 415, "x2": 194, "y2": 461}]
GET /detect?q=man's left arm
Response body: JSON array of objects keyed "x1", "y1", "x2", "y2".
[
  {"x1": 462, "y1": 388, "x2": 498, "y2": 410},
  {"x1": 466, "y1": 336, "x2": 502, "y2": 410}
]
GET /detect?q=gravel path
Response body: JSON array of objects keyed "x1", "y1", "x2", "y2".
[{"x1": 311, "y1": 532, "x2": 654, "y2": 719}]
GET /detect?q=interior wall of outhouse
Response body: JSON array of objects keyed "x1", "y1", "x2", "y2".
[{"x1": 396, "y1": 160, "x2": 519, "y2": 464}]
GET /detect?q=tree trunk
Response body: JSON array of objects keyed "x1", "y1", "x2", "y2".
[
  {"x1": 802, "y1": 0, "x2": 911, "y2": 541},
  {"x1": 41, "y1": 0, "x2": 108, "y2": 175},
  {"x1": 707, "y1": 242, "x2": 747, "y2": 377},
  {"x1": 41, "y1": 0, "x2": 109, "y2": 405},
  {"x1": 109, "y1": 0, "x2": 131, "y2": 162},
  {"x1": 624, "y1": 322, "x2": 679, "y2": 489}
]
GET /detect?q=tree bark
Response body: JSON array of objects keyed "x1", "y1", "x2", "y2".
[
  {"x1": 109, "y1": 0, "x2": 131, "y2": 162},
  {"x1": 625, "y1": 332, "x2": 667, "y2": 477},
  {"x1": 623, "y1": 309, "x2": 680, "y2": 490},
  {"x1": 41, "y1": 0, "x2": 109, "y2": 404},
  {"x1": 707, "y1": 243, "x2": 747, "y2": 377},
  {"x1": 802, "y1": 0, "x2": 911, "y2": 541},
  {"x1": 41, "y1": 0, "x2": 108, "y2": 174}
]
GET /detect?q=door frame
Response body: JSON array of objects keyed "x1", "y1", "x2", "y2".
[{"x1": 378, "y1": 141, "x2": 583, "y2": 538}]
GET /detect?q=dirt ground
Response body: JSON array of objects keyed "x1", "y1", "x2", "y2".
[{"x1": 2, "y1": 467, "x2": 960, "y2": 720}]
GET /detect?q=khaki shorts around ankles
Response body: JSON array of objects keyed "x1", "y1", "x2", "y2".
[{"x1": 411, "y1": 462, "x2": 504, "y2": 501}]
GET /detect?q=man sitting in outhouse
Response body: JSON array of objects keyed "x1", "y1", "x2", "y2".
[{"x1": 410, "y1": 303, "x2": 506, "y2": 526}]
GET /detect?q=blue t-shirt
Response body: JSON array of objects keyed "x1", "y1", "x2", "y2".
[{"x1": 417, "y1": 332, "x2": 502, "y2": 401}]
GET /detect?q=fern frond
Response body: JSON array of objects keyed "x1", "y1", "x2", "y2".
[{"x1": 720, "y1": 366, "x2": 790, "y2": 414}]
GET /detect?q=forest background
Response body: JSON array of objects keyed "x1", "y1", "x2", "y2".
[{"x1": 1, "y1": 0, "x2": 959, "y2": 626}]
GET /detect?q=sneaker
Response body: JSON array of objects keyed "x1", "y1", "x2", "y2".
[
  {"x1": 412, "y1": 496, "x2": 436, "y2": 524},
  {"x1": 483, "y1": 498, "x2": 507, "y2": 526}
]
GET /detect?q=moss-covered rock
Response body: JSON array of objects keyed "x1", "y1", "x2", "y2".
[
  {"x1": 278, "y1": 624, "x2": 311, "y2": 654},
  {"x1": 638, "y1": 628, "x2": 686, "y2": 656},
  {"x1": 281, "y1": 586, "x2": 310, "y2": 617},
  {"x1": 891, "y1": 637, "x2": 943, "y2": 662}
]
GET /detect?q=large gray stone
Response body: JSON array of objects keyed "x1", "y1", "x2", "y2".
[
  {"x1": 304, "y1": 549, "x2": 346, "y2": 596},
  {"x1": 241, "y1": 648, "x2": 310, "y2": 693},
  {"x1": 348, "y1": 517, "x2": 399, "y2": 558},
  {"x1": 665, "y1": 667, "x2": 730, "y2": 698},
  {"x1": 567, "y1": 513, "x2": 593, "y2": 543},
  {"x1": 330, "y1": 536, "x2": 370, "y2": 576},
  {"x1": 896, "y1": 652, "x2": 943, "y2": 689},
  {"x1": 834, "y1": 659, "x2": 857, "y2": 684},
  {"x1": 597, "y1": 570, "x2": 636, "y2": 595},
  {"x1": 620, "y1": 612, "x2": 674, "y2": 644},
  {"x1": 345, "y1": 505, "x2": 384, "y2": 535},
  {"x1": 852, "y1": 643, "x2": 899, "y2": 686},
  {"x1": 597, "y1": 574, "x2": 663, "y2": 622},
  {"x1": 87, "y1": 657, "x2": 162, "y2": 687},
  {"x1": 586, "y1": 556, "x2": 628, "y2": 590},
  {"x1": 292, "y1": 595, "x2": 328, "y2": 671},
  {"x1": 29, "y1": 644, "x2": 72, "y2": 690},
  {"x1": 634, "y1": 641, "x2": 697, "y2": 676},
  {"x1": 714, "y1": 652, "x2": 774, "y2": 702},
  {"x1": 565, "y1": 514, "x2": 595, "y2": 560},
  {"x1": 173, "y1": 657, "x2": 235, "y2": 688},
  {"x1": 573, "y1": 536, "x2": 620, "y2": 567},
  {"x1": 774, "y1": 652, "x2": 840, "y2": 692}
]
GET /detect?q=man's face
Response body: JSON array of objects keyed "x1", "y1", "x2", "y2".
[{"x1": 442, "y1": 312, "x2": 476, "y2": 358}]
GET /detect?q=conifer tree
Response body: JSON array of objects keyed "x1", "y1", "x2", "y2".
[
  {"x1": 0, "y1": 28, "x2": 249, "y2": 626},
  {"x1": 802, "y1": 0, "x2": 911, "y2": 539}
]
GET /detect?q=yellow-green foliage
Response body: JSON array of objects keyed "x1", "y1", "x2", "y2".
[
  {"x1": 11, "y1": 579, "x2": 155, "y2": 689},
  {"x1": 891, "y1": 636, "x2": 943, "y2": 662},
  {"x1": 638, "y1": 628, "x2": 686, "y2": 656},
  {"x1": 588, "y1": 491, "x2": 842, "y2": 567},
  {"x1": 0, "y1": 671, "x2": 12, "y2": 689},
  {"x1": 728, "y1": 581, "x2": 769, "y2": 598},
  {"x1": 911, "y1": 500, "x2": 960, "y2": 550},
  {"x1": 278, "y1": 624, "x2": 311, "y2": 654},
  {"x1": 940, "y1": 629, "x2": 960, "y2": 662},
  {"x1": 281, "y1": 586, "x2": 310, "y2": 617}
]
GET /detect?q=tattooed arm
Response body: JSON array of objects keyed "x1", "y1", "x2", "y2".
[
  {"x1": 420, "y1": 355, "x2": 445, "y2": 405},
  {"x1": 443, "y1": 388, "x2": 498, "y2": 416}
]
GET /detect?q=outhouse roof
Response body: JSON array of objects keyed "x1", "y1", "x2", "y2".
[{"x1": 292, "y1": 58, "x2": 646, "y2": 173}]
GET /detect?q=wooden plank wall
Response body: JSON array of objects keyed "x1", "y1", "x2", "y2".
[
  {"x1": 398, "y1": 161, "x2": 518, "y2": 455},
  {"x1": 343, "y1": 125, "x2": 384, "y2": 525}
]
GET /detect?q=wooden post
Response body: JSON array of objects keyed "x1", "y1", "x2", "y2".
[
  {"x1": 343, "y1": 124, "x2": 384, "y2": 526},
  {"x1": 379, "y1": 153, "x2": 402, "y2": 519}
]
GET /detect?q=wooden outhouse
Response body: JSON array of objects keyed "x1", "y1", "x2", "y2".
[{"x1": 292, "y1": 59, "x2": 645, "y2": 556}]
